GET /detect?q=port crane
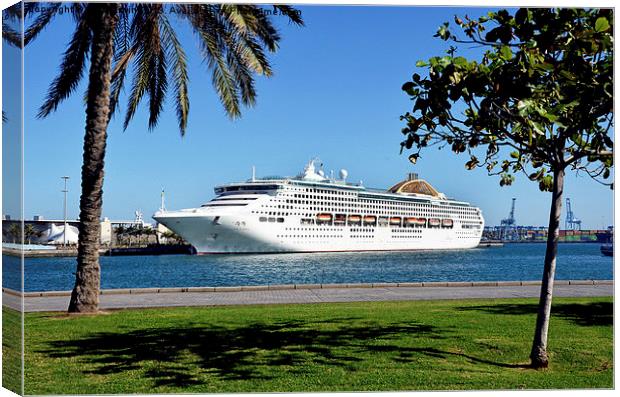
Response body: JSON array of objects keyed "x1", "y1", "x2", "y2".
[
  {"x1": 500, "y1": 198, "x2": 518, "y2": 240},
  {"x1": 565, "y1": 198, "x2": 582, "y2": 230}
]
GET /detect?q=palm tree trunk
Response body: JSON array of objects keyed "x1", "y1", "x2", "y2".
[
  {"x1": 68, "y1": 4, "x2": 119, "y2": 313},
  {"x1": 530, "y1": 167, "x2": 565, "y2": 368}
]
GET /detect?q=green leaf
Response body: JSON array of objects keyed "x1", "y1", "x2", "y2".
[
  {"x1": 453, "y1": 57, "x2": 468, "y2": 66},
  {"x1": 517, "y1": 99, "x2": 533, "y2": 116},
  {"x1": 538, "y1": 175, "x2": 553, "y2": 192},
  {"x1": 595, "y1": 17, "x2": 610, "y2": 32},
  {"x1": 416, "y1": 60, "x2": 428, "y2": 67},
  {"x1": 465, "y1": 156, "x2": 479, "y2": 170},
  {"x1": 499, "y1": 45, "x2": 512, "y2": 60}
]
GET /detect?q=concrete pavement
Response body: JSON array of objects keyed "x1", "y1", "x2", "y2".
[{"x1": 2, "y1": 280, "x2": 613, "y2": 312}]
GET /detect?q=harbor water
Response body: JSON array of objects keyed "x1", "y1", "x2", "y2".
[{"x1": 2, "y1": 243, "x2": 613, "y2": 292}]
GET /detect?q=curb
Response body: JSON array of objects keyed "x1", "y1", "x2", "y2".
[{"x1": 3, "y1": 280, "x2": 613, "y2": 298}]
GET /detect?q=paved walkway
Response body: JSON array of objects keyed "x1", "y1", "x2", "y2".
[{"x1": 2, "y1": 280, "x2": 613, "y2": 312}]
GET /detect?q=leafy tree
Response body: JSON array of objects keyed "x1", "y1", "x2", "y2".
[
  {"x1": 26, "y1": 3, "x2": 303, "y2": 313},
  {"x1": 400, "y1": 8, "x2": 613, "y2": 368}
]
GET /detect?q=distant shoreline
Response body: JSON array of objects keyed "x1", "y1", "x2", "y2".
[{"x1": 1, "y1": 240, "x2": 609, "y2": 258}]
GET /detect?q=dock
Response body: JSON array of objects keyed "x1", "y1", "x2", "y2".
[
  {"x1": 477, "y1": 241, "x2": 504, "y2": 248},
  {"x1": 2, "y1": 244, "x2": 194, "y2": 257}
]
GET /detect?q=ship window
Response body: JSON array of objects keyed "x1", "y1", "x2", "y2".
[
  {"x1": 277, "y1": 218, "x2": 284, "y2": 223},
  {"x1": 259, "y1": 217, "x2": 267, "y2": 222},
  {"x1": 268, "y1": 217, "x2": 276, "y2": 223}
]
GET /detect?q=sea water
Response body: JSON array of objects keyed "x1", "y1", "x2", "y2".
[{"x1": 2, "y1": 243, "x2": 613, "y2": 292}]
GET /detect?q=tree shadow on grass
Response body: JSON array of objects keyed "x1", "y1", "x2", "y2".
[
  {"x1": 36, "y1": 317, "x2": 528, "y2": 388},
  {"x1": 457, "y1": 302, "x2": 612, "y2": 327}
]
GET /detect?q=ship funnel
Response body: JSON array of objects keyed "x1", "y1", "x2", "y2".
[
  {"x1": 407, "y1": 172, "x2": 419, "y2": 181},
  {"x1": 339, "y1": 169, "x2": 348, "y2": 181}
]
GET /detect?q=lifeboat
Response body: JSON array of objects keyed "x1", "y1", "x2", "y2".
[
  {"x1": 442, "y1": 219, "x2": 454, "y2": 228},
  {"x1": 317, "y1": 213, "x2": 333, "y2": 221},
  {"x1": 415, "y1": 217, "x2": 427, "y2": 226},
  {"x1": 389, "y1": 217, "x2": 401, "y2": 225},
  {"x1": 404, "y1": 217, "x2": 418, "y2": 225},
  {"x1": 334, "y1": 214, "x2": 346, "y2": 224},
  {"x1": 363, "y1": 215, "x2": 377, "y2": 226},
  {"x1": 348, "y1": 215, "x2": 362, "y2": 225},
  {"x1": 428, "y1": 218, "x2": 441, "y2": 227}
]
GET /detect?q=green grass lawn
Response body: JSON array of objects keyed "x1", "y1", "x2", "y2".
[
  {"x1": 12, "y1": 297, "x2": 614, "y2": 393},
  {"x1": 2, "y1": 306, "x2": 22, "y2": 394}
]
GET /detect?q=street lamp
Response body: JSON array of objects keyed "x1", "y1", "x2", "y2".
[{"x1": 61, "y1": 176, "x2": 69, "y2": 247}]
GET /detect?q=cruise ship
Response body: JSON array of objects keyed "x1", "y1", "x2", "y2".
[{"x1": 153, "y1": 159, "x2": 484, "y2": 254}]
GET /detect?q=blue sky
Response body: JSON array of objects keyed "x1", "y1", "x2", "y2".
[{"x1": 3, "y1": 4, "x2": 614, "y2": 228}]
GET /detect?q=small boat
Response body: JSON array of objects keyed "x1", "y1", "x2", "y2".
[
  {"x1": 428, "y1": 218, "x2": 441, "y2": 227},
  {"x1": 601, "y1": 244, "x2": 613, "y2": 256},
  {"x1": 363, "y1": 215, "x2": 376, "y2": 222},
  {"x1": 317, "y1": 213, "x2": 332, "y2": 221},
  {"x1": 442, "y1": 219, "x2": 454, "y2": 228},
  {"x1": 348, "y1": 215, "x2": 362, "y2": 225},
  {"x1": 415, "y1": 217, "x2": 427, "y2": 226},
  {"x1": 334, "y1": 214, "x2": 346, "y2": 224},
  {"x1": 389, "y1": 217, "x2": 401, "y2": 225}
]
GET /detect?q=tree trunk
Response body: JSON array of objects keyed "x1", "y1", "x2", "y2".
[
  {"x1": 530, "y1": 167, "x2": 565, "y2": 368},
  {"x1": 68, "y1": 4, "x2": 119, "y2": 313}
]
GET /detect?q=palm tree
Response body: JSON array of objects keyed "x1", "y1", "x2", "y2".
[
  {"x1": 114, "y1": 225, "x2": 125, "y2": 246},
  {"x1": 8, "y1": 224, "x2": 22, "y2": 244},
  {"x1": 26, "y1": 3, "x2": 303, "y2": 313},
  {"x1": 162, "y1": 230, "x2": 184, "y2": 245},
  {"x1": 23, "y1": 224, "x2": 40, "y2": 245}
]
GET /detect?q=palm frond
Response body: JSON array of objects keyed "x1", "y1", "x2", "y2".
[
  {"x1": 123, "y1": 6, "x2": 150, "y2": 129},
  {"x1": 37, "y1": 6, "x2": 92, "y2": 118},
  {"x1": 273, "y1": 5, "x2": 304, "y2": 26},
  {"x1": 226, "y1": 47, "x2": 256, "y2": 106},
  {"x1": 108, "y1": 10, "x2": 135, "y2": 119},
  {"x1": 219, "y1": 5, "x2": 273, "y2": 76},
  {"x1": 2, "y1": 22, "x2": 22, "y2": 47},
  {"x1": 109, "y1": 45, "x2": 136, "y2": 120},
  {"x1": 238, "y1": 6, "x2": 280, "y2": 52},
  {"x1": 234, "y1": 34, "x2": 272, "y2": 76},
  {"x1": 206, "y1": 7, "x2": 258, "y2": 106},
  {"x1": 150, "y1": 32, "x2": 168, "y2": 129},
  {"x1": 181, "y1": 4, "x2": 240, "y2": 118},
  {"x1": 2, "y1": 2, "x2": 26, "y2": 48},
  {"x1": 123, "y1": 4, "x2": 168, "y2": 130},
  {"x1": 24, "y1": 2, "x2": 61, "y2": 45},
  {"x1": 160, "y1": 14, "x2": 189, "y2": 135}
]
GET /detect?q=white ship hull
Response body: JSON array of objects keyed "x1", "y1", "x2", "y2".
[
  {"x1": 153, "y1": 159, "x2": 485, "y2": 254},
  {"x1": 155, "y1": 212, "x2": 483, "y2": 254}
]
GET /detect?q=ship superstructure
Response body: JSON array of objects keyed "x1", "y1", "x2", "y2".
[{"x1": 153, "y1": 159, "x2": 484, "y2": 253}]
